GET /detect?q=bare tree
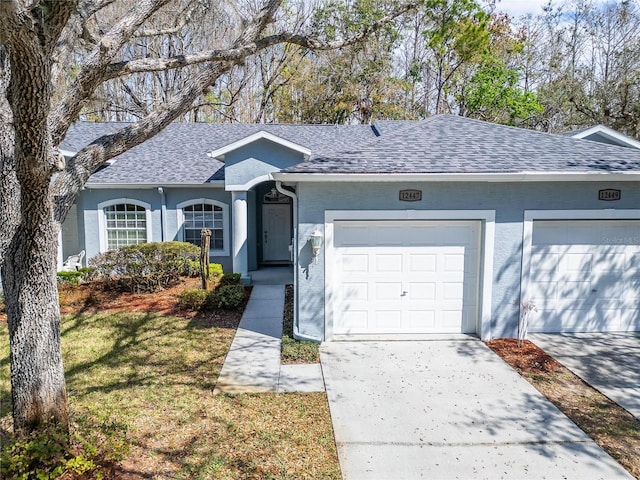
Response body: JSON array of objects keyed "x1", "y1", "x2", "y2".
[{"x1": 0, "y1": 0, "x2": 417, "y2": 434}]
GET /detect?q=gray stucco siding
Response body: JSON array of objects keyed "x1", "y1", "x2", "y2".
[
  {"x1": 224, "y1": 139, "x2": 305, "y2": 188},
  {"x1": 294, "y1": 180, "x2": 640, "y2": 340},
  {"x1": 79, "y1": 186, "x2": 234, "y2": 272}
]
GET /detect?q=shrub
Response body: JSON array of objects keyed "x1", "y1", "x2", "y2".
[
  {"x1": 177, "y1": 289, "x2": 210, "y2": 311},
  {"x1": 219, "y1": 272, "x2": 242, "y2": 286},
  {"x1": 0, "y1": 416, "x2": 129, "y2": 480},
  {"x1": 57, "y1": 267, "x2": 94, "y2": 286},
  {"x1": 210, "y1": 284, "x2": 245, "y2": 310},
  {"x1": 89, "y1": 242, "x2": 199, "y2": 293},
  {"x1": 57, "y1": 270, "x2": 83, "y2": 285},
  {"x1": 185, "y1": 261, "x2": 224, "y2": 280}
]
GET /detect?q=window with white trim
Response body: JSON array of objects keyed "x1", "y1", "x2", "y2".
[
  {"x1": 103, "y1": 203, "x2": 148, "y2": 249},
  {"x1": 181, "y1": 201, "x2": 225, "y2": 251}
]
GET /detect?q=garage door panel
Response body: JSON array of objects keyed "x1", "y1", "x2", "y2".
[
  {"x1": 530, "y1": 252, "x2": 559, "y2": 273},
  {"x1": 442, "y1": 310, "x2": 464, "y2": 329},
  {"x1": 407, "y1": 310, "x2": 436, "y2": 329},
  {"x1": 593, "y1": 253, "x2": 626, "y2": 272},
  {"x1": 622, "y1": 309, "x2": 640, "y2": 330},
  {"x1": 407, "y1": 282, "x2": 436, "y2": 300},
  {"x1": 341, "y1": 253, "x2": 369, "y2": 272},
  {"x1": 376, "y1": 254, "x2": 402, "y2": 272},
  {"x1": 376, "y1": 283, "x2": 402, "y2": 300},
  {"x1": 529, "y1": 281, "x2": 557, "y2": 301},
  {"x1": 333, "y1": 220, "x2": 480, "y2": 335},
  {"x1": 591, "y1": 276, "x2": 625, "y2": 299},
  {"x1": 341, "y1": 310, "x2": 368, "y2": 330},
  {"x1": 559, "y1": 281, "x2": 591, "y2": 300},
  {"x1": 375, "y1": 310, "x2": 402, "y2": 329},
  {"x1": 443, "y1": 282, "x2": 464, "y2": 301},
  {"x1": 444, "y1": 252, "x2": 465, "y2": 273},
  {"x1": 562, "y1": 253, "x2": 592, "y2": 273},
  {"x1": 341, "y1": 282, "x2": 369, "y2": 301},
  {"x1": 628, "y1": 254, "x2": 640, "y2": 269},
  {"x1": 409, "y1": 254, "x2": 437, "y2": 272},
  {"x1": 527, "y1": 220, "x2": 640, "y2": 333}
]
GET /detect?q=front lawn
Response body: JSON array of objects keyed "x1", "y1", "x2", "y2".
[{"x1": 0, "y1": 281, "x2": 340, "y2": 479}]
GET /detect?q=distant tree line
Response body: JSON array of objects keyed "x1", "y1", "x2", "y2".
[{"x1": 84, "y1": 0, "x2": 640, "y2": 137}]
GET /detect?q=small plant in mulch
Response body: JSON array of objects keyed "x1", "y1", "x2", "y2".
[{"x1": 486, "y1": 338, "x2": 560, "y2": 374}]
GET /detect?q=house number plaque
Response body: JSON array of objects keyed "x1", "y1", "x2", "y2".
[
  {"x1": 598, "y1": 189, "x2": 621, "y2": 201},
  {"x1": 399, "y1": 189, "x2": 422, "y2": 202}
]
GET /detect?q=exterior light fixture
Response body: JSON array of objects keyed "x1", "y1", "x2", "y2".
[{"x1": 309, "y1": 230, "x2": 323, "y2": 258}]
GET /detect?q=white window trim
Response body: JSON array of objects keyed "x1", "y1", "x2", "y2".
[
  {"x1": 323, "y1": 210, "x2": 496, "y2": 341},
  {"x1": 520, "y1": 209, "x2": 640, "y2": 332},
  {"x1": 97, "y1": 198, "x2": 153, "y2": 253},
  {"x1": 176, "y1": 199, "x2": 230, "y2": 256}
]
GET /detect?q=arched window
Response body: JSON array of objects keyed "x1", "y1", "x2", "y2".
[
  {"x1": 98, "y1": 199, "x2": 152, "y2": 251},
  {"x1": 177, "y1": 199, "x2": 229, "y2": 256}
]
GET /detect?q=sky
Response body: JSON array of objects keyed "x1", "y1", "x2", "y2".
[{"x1": 494, "y1": 0, "x2": 552, "y2": 18}]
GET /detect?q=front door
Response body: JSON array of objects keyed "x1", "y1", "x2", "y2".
[{"x1": 262, "y1": 203, "x2": 291, "y2": 263}]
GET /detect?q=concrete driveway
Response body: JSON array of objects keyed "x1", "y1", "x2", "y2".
[
  {"x1": 530, "y1": 333, "x2": 640, "y2": 420},
  {"x1": 320, "y1": 340, "x2": 632, "y2": 480}
]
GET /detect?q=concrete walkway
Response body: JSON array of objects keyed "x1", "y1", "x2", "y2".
[
  {"x1": 321, "y1": 340, "x2": 632, "y2": 480},
  {"x1": 213, "y1": 284, "x2": 324, "y2": 394},
  {"x1": 531, "y1": 333, "x2": 640, "y2": 420}
]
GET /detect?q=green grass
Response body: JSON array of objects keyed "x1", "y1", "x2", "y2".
[
  {"x1": 1, "y1": 304, "x2": 340, "y2": 479},
  {"x1": 281, "y1": 285, "x2": 320, "y2": 364}
]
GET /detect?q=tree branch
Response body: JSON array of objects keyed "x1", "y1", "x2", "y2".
[
  {"x1": 133, "y1": 0, "x2": 202, "y2": 37},
  {"x1": 103, "y1": 1, "x2": 419, "y2": 80},
  {"x1": 49, "y1": 0, "x2": 173, "y2": 145}
]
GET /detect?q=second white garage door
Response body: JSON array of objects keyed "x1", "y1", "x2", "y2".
[
  {"x1": 332, "y1": 220, "x2": 481, "y2": 335},
  {"x1": 526, "y1": 220, "x2": 640, "y2": 332}
]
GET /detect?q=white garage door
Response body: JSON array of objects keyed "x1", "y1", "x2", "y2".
[
  {"x1": 527, "y1": 220, "x2": 640, "y2": 332},
  {"x1": 332, "y1": 220, "x2": 480, "y2": 335}
]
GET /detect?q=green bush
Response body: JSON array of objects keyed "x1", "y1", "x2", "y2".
[
  {"x1": 210, "y1": 284, "x2": 245, "y2": 310},
  {"x1": 185, "y1": 261, "x2": 224, "y2": 279},
  {"x1": 178, "y1": 285, "x2": 245, "y2": 311},
  {"x1": 219, "y1": 272, "x2": 242, "y2": 286},
  {"x1": 57, "y1": 267, "x2": 94, "y2": 286},
  {"x1": 57, "y1": 270, "x2": 83, "y2": 285},
  {"x1": 0, "y1": 417, "x2": 129, "y2": 480},
  {"x1": 177, "y1": 289, "x2": 210, "y2": 311},
  {"x1": 89, "y1": 242, "x2": 199, "y2": 293}
]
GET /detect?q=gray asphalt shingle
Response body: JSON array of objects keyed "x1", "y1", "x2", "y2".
[
  {"x1": 61, "y1": 122, "x2": 375, "y2": 184},
  {"x1": 284, "y1": 115, "x2": 640, "y2": 174},
  {"x1": 60, "y1": 115, "x2": 640, "y2": 183}
]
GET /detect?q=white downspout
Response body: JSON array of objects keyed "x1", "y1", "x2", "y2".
[
  {"x1": 158, "y1": 187, "x2": 167, "y2": 242},
  {"x1": 275, "y1": 181, "x2": 318, "y2": 343}
]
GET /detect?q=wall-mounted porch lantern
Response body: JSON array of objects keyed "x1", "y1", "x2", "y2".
[{"x1": 309, "y1": 230, "x2": 323, "y2": 261}]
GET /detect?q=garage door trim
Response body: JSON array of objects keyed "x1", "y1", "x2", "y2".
[
  {"x1": 521, "y1": 209, "x2": 640, "y2": 333},
  {"x1": 325, "y1": 210, "x2": 496, "y2": 340}
]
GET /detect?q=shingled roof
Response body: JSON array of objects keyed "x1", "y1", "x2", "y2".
[
  {"x1": 283, "y1": 115, "x2": 640, "y2": 174},
  {"x1": 61, "y1": 121, "x2": 375, "y2": 184},
  {"x1": 60, "y1": 115, "x2": 640, "y2": 184}
]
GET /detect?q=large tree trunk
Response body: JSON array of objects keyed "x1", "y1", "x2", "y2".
[
  {"x1": 1, "y1": 1, "x2": 74, "y2": 434},
  {"x1": 2, "y1": 188, "x2": 68, "y2": 433}
]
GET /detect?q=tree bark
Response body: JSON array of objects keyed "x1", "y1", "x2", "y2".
[
  {"x1": 3, "y1": 187, "x2": 67, "y2": 433},
  {"x1": 0, "y1": 0, "x2": 75, "y2": 433}
]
